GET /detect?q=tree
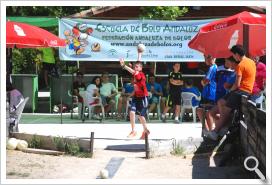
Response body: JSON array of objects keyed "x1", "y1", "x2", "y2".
[
  {"x1": 7, "y1": 6, "x2": 91, "y2": 17},
  {"x1": 140, "y1": 6, "x2": 189, "y2": 20},
  {"x1": 6, "y1": 6, "x2": 92, "y2": 74}
]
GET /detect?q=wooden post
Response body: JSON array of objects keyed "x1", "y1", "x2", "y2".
[
  {"x1": 90, "y1": 132, "x2": 94, "y2": 158},
  {"x1": 145, "y1": 132, "x2": 150, "y2": 159}
]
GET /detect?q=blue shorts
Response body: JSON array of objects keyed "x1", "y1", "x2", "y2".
[
  {"x1": 131, "y1": 96, "x2": 148, "y2": 116},
  {"x1": 149, "y1": 96, "x2": 159, "y2": 104}
]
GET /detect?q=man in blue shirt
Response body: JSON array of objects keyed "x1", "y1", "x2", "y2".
[
  {"x1": 215, "y1": 60, "x2": 235, "y2": 101},
  {"x1": 197, "y1": 54, "x2": 217, "y2": 131},
  {"x1": 146, "y1": 74, "x2": 163, "y2": 115},
  {"x1": 206, "y1": 57, "x2": 236, "y2": 135}
]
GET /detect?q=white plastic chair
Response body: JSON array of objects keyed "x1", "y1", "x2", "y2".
[
  {"x1": 78, "y1": 91, "x2": 105, "y2": 121},
  {"x1": 147, "y1": 96, "x2": 161, "y2": 120},
  {"x1": 180, "y1": 92, "x2": 201, "y2": 123}
]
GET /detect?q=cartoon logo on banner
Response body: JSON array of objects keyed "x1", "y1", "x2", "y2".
[{"x1": 63, "y1": 23, "x2": 100, "y2": 56}]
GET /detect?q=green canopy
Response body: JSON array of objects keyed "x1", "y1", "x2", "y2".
[{"x1": 7, "y1": 17, "x2": 58, "y2": 27}]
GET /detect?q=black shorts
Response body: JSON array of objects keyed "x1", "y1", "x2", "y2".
[
  {"x1": 167, "y1": 92, "x2": 181, "y2": 107},
  {"x1": 225, "y1": 90, "x2": 250, "y2": 110},
  {"x1": 43, "y1": 62, "x2": 55, "y2": 71},
  {"x1": 131, "y1": 96, "x2": 148, "y2": 116},
  {"x1": 198, "y1": 98, "x2": 215, "y2": 109}
]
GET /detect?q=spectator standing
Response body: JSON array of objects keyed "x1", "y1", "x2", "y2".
[
  {"x1": 161, "y1": 62, "x2": 183, "y2": 123},
  {"x1": 250, "y1": 56, "x2": 266, "y2": 106},
  {"x1": 215, "y1": 60, "x2": 235, "y2": 101},
  {"x1": 38, "y1": 47, "x2": 55, "y2": 89},
  {"x1": 196, "y1": 55, "x2": 217, "y2": 131}
]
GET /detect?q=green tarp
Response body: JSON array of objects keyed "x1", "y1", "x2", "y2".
[{"x1": 7, "y1": 17, "x2": 58, "y2": 27}]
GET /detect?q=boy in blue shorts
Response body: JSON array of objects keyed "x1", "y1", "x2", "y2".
[{"x1": 119, "y1": 51, "x2": 150, "y2": 139}]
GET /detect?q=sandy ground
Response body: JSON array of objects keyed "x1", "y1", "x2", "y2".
[{"x1": 6, "y1": 149, "x2": 250, "y2": 180}]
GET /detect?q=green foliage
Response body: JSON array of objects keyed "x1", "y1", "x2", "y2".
[
  {"x1": 6, "y1": 6, "x2": 91, "y2": 75},
  {"x1": 140, "y1": 6, "x2": 189, "y2": 20},
  {"x1": 6, "y1": 6, "x2": 91, "y2": 17},
  {"x1": 64, "y1": 140, "x2": 81, "y2": 156},
  {"x1": 52, "y1": 136, "x2": 65, "y2": 151},
  {"x1": 29, "y1": 135, "x2": 42, "y2": 149},
  {"x1": 11, "y1": 48, "x2": 39, "y2": 74},
  {"x1": 171, "y1": 142, "x2": 185, "y2": 156},
  {"x1": 52, "y1": 136, "x2": 85, "y2": 156}
]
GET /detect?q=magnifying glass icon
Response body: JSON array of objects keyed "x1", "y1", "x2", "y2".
[{"x1": 244, "y1": 156, "x2": 265, "y2": 180}]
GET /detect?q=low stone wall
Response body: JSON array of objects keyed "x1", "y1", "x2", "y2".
[
  {"x1": 11, "y1": 132, "x2": 203, "y2": 158},
  {"x1": 11, "y1": 133, "x2": 92, "y2": 152},
  {"x1": 240, "y1": 96, "x2": 266, "y2": 177}
]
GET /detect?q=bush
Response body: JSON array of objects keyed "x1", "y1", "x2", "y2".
[
  {"x1": 171, "y1": 142, "x2": 185, "y2": 156},
  {"x1": 52, "y1": 136, "x2": 65, "y2": 151},
  {"x1": 64, "y1": 140, "x2": 80, "y2": 156},
  {"x1": 29, "y1": 135, "x2": 42, "y2": 149}
]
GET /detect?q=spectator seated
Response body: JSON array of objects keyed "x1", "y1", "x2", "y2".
[{"x1": 180, "y1": 79, "x2": 201, "y2": 122}]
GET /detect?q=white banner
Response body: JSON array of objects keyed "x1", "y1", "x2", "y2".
[{"x1": 59, "y1": 18, "x2": 215, "y2": 62}]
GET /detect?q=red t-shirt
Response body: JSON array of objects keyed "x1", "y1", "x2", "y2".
[{"x1": 133, "y1": 72, "x2": 148, "y2": 97}]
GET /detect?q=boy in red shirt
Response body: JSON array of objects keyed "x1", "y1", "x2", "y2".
[{"x1": 119, "y1": 51, "x2": 150, "y2": 139}]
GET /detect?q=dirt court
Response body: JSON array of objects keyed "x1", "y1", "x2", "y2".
[{"x1": 6, "y1": 149, "x2": 250, "y2": 179}]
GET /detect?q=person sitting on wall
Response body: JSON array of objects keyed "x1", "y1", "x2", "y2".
[{"x1": 206, "y1": 45, "x2": 256, "y2": 141}]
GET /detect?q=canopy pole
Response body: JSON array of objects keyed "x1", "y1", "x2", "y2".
[
  {"x1": 154, "y1": 62, "x2": 157, "y2": 76},
  {"x1": 60, "y1": 75, "x2": 63, "y2": 124},
  {"x1": 243, "y1": 24, "x2": 249, "y2": 57},
  {"x1": 77, "y1": 61, "x2": 80, "y2": 69}
]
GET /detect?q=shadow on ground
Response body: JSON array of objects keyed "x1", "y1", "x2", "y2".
[
  {"x1": 105, "y1": 144, "x2": 145, "y2": 152},
  {"x1": 191, "y1": 138, "x2": 253, "y2": 179}
]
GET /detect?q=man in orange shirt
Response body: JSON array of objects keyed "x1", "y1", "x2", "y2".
[{"x1": 207, "y1": 45, "x2": 256, "y2": 140}]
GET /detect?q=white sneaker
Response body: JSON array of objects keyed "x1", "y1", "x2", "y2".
[
  {"x1": 207, "y1": 130, "x2": 218, "y2": 141},
  {"x1": 92, "y1": 114, "x2": 101, "y2": 120}
]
